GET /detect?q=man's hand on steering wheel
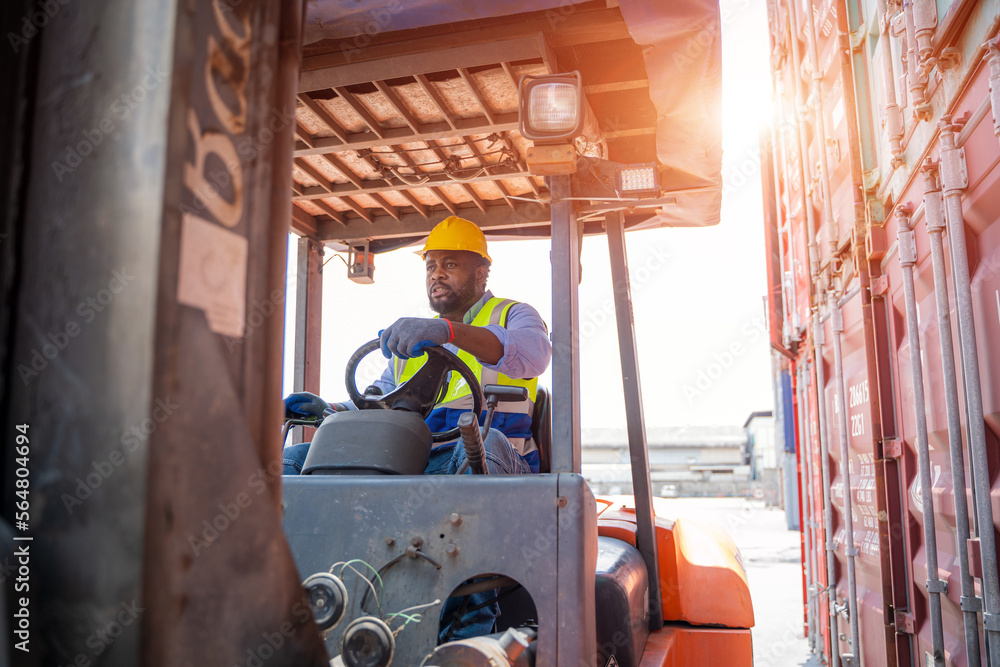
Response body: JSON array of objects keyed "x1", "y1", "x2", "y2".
[
  {"x1": 284, "y1": 391, "x2": 335, "y2": 420},
  {"x1": 346, "y1": 339, "x2": 482, "y2": 443},
  {"x1": 378, "y1": 317, "x2": 454, "y2": 359}
]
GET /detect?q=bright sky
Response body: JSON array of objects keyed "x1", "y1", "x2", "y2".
[{"x1": 283, "y1": 0, "x2": 776, "y2": 430}]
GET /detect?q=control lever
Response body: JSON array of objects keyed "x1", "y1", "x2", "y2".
[
  {"x1": 458, "y1": 412, "x2": 487, "y2": 474},
  {"x1": 480, "y1": 384, "x2": 528, "y2": 437},
  {"x1": 457, "y1": 385, "x2": 529, "y2": 475}
]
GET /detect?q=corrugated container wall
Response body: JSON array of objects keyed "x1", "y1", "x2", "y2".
[{"x1": 761, "y1": 1, "x2": 1000, "y2": 666}]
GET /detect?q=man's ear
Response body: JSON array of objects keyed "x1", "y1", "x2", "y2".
[{"x1": 476, "y1": 263, "x2": 490, "y2": 288}]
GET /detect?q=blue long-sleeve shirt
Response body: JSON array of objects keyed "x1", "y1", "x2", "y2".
[{"x1": 368, "y1": 290, "x2": 550, "y2": 394}]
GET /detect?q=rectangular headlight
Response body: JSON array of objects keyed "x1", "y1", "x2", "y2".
[
  {"x1": 518, "y1": 71, "x2": 584, "y2": 143},
  {"x1": 528, "y1": 82, "x2": 580, "y2": 132}
]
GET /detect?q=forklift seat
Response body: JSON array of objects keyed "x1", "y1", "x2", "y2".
[{"x1": 530, "y1": 386, "x2": 551, "y2": 473}]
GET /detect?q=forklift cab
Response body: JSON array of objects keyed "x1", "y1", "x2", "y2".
[
  {"x1": 0, "y1": 0, "x2": 752, "y2": 665},
  {"x1": 278, "y1": 3, "x2": 752, "y2": 666}
]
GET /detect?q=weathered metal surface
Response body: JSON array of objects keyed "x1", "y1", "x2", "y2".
[
  {"x1": 282, "y1": 473, "x2": 598, "y2": 666},
  {"x1": 763, "y1": 1, "x2": 1000, "y2": 666},
  {"x1": 2, "y1": 0, "x2": 328, "y2": 663},
  {"x1": 140, "y1": 0, "x2": 329, "y2": 664},
  {"x1": 3, "y1": 0, "x2": 180, "y2": 663}
]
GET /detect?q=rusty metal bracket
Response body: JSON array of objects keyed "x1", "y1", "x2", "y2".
[
  {"x1": 827, "y1": 137, "x2": 841, "y2": 163},
  {"x1": 870, "y1": 275, "x2": 890, "y2": 297},
  {"x1": 938, "y1": 47, "x2": 961, "y2": 69},
  {"x1": 894, "y1": 610, "x2": 916, "y2": 634},
  {"x1": 866, "y1": 224, "x2": 888, "y2": 262},
  {"x1": 850, "y1": 24, "x2": 867, "y2": 51},
  {"x1": 863, "y1": 168, "x2": 881, "y2": 192},
  {"x1": 883, "y1": 437, "x2": 903, "y2": 458}
]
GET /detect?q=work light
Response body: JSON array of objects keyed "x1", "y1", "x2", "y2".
[
  {"x1": 617, "y1": 163, "x2": 661, "y2": 197},
  {"x1": 518, "y1": 71, "x2": 584, "y2": 143}
]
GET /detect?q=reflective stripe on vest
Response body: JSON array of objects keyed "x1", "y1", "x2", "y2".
[{"x1": 393, "y1": 297, "x2": 537, "y2": 447}]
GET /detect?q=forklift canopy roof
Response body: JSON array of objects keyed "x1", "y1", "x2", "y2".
[{"x1": 293, "y1": 0, "x2": 722, "y2": 252}]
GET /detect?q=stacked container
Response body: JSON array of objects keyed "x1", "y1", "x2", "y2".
[{"x1": 761, "y1": 1, "x2": 1000, "y2": 665}]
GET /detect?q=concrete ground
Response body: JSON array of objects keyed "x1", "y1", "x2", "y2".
[{"x1": 661, "y1": 497, "x2": 824, "y2": 667}]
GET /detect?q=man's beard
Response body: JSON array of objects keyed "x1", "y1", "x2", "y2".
[{"x1": 428, "y1": 280, "x2": 478, "y2": 315}]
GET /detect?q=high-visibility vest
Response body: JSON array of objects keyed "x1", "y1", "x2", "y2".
[{"x1": 393, "y1": 297, "x2": 538, "y2": 454}]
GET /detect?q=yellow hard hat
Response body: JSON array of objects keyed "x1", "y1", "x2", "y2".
[{"x1": 419, "y1": 216, "x2": 492, "y2": 264}]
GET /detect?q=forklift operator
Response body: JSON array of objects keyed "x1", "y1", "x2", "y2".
[{"x1": 282, "y1": 216, "x2": 551, "y2": 476}]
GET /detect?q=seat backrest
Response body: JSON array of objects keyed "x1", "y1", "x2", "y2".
[{"x1": 530, "y1": 385, "x2": 552, "y2": 473}]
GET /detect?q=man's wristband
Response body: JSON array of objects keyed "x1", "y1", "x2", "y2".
[{"x1": 444, "y1": 318, "x2": 455, "y2": 343}]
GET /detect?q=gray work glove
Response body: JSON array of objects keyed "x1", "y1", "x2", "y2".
[{"x1": 379, "y1": 317, "x2": 452, "y2": 359}]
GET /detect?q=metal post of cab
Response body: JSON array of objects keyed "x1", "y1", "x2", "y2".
[
  {"x1": 548, "y1": 173, "x2": 582, "y2": 473},
  {"x1": 605, "y1": 210, "x2": 664, "y2": 630}
]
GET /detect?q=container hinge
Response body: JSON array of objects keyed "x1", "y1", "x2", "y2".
[
  {"x1": 850, "y1": 25, "x2": 866, "y2": 51},
  {"x1": 938, "y1": 47, "x2": 961, "y2": 70},
  {"x1": 841, "y1": 653, "x2": 859, "y2": 667},
  {"x1": 985, "y1": 613, "x2": 1000, "y2": 632},
  {"x1": 845, "y1": 547, "x2": 859, "y2": 557},
  {"x1": 871, "y1": 275, "x2": 890, "y2": 297},
  {"x1": 883, "y1": 437, "x2": 903, "y2": 458},
  {"x1": 960, "y1": 595, "x2": 983, "y2": 613},
  {"x1": 894, "y1": 610, "x2": 916, "y2": 634},
  {"x1": 863, "y1": 168, "x2": 881, "y2": 192},
  {"x1": 925, "y1": 579, "x2": 948, "y2": 594},
  {"x1": 826, "y1": 542, "x2": 838, "y2": 552}
]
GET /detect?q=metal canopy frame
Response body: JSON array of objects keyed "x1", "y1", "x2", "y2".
[{"x1": 290, "y1": 33, "x2": 561, "y2": 238}]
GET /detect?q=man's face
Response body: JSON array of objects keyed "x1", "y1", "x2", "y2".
[{"x1": 425, "y1": 250, "x2": 487, "y2": 316}]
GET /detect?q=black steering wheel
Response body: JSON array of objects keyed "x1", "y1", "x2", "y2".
[{"x1": 345, "y1": 339, "x2": 484, "y2": 443}]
